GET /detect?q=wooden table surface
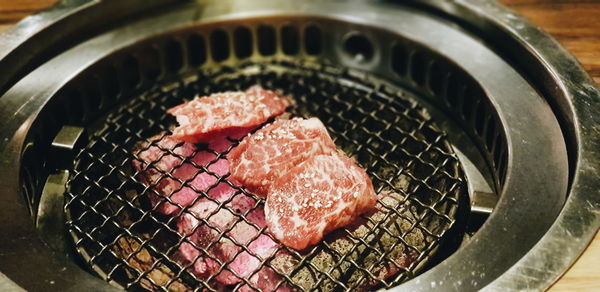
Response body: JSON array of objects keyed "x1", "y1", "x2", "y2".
[
  {"x1": 0, "y1": 0, "x2": 599, "y2": 291},
  {"x1": 497, "y1": 2, "x2": 600, "y2": 291}
]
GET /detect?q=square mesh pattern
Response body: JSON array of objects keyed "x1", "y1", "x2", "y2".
[{"x1": 65, "y1": 61, "x2": 465, "y2": 291}]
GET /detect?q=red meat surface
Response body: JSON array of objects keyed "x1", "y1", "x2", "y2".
[
  {"x1": 228, "y1": 118, "x2": 337, "y2": 197},
  {"x1": 167, "y1": 86, "x2": 289, "y2": 143},
  {"x1": 265, "y1": 153, "x2": 378, "y2": 250}
]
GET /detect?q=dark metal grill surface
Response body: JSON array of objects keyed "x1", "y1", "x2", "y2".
[{"x1": 65, "y1": 61, "x2": 465, "y2": 291}]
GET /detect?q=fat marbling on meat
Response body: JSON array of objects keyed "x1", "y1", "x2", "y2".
[
  {"x1": 265, "y1": 153, "x2": 378, "y2": 250},
  {"x1": 167, "y1": 86, "x2": 289, "y2": 144},
  {"x1": 228, "y1": 118, "x2": 337, "y2": 197}
]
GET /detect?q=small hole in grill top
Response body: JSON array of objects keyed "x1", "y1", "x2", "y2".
[
  {"x1": 342, "y1": 32, "x2": 374, "y2": 62},
  {"x1": 391, "y1": 42, "x2": 408, "y2": 76},
  {"x1": 257, "y1": 25, "x2": 276, "y2": 56},
  {"x1": 475, "y1": 101, "x2": 487, "y2": 136},
  {"x1": 281, "y1": 25, "x2": 300, "y2": 55},
  {"x1": 211, "y1": 29, "x2": 230, "y2": 62},
  {"x1": 429, "y1": 61, "x2": 445, "y2": 96},
  {"x1": 461, "y1": 88, "x2": 478, "y2": 122},
  {"x1": 304, "y1": 25, "x2": 322, "y2": 55},
  {"x1": 82, "y1": 75, "x2": 103, "y2": 112},
  {"x1": 499, "y1": 150, "x2": 508, "y2": 184},
  {"x1": 140, "y1": 45, "x2": 162, "y2": 81},
  {"x1": 494, "y1": 135, "x2": 504, "y2": 168},
  {"x1": 411, "y1": 51, "x2": 427, "y2": 86},
  {"x1": 165, "y1": 39, "x2": 184, "y2": 73},
  {"x1": 122, "y1": 55, "x2": 140, "y2": 90},
  {"x1": 233, "y1": 27, "x2": 253, "y2": 59},
  {"x1": 101, "y1": 65, "x2": 121, "y2": 102},
  {"x1": 21, "y1": 141, "x2": 44, "y2": 215},
  {"x1": 66, "y1": 89, "x2": 85, "y2": 123},
  {"x1": 446, "y1": 73, "x2": 464, "y2": 109},
  {"x1": 54, "y1": 94, "x2": 68, "y2": 126},
  {"x1": 187, "y1": 34, "x2": 206, "y2": 67},
  {"x1": 486, "y1": 119, "x2": 497, "y2": 152}
]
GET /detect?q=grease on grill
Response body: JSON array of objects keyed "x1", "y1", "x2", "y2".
[{"x1": 64, "y1": 61, "x2": 464, "y2": 291}]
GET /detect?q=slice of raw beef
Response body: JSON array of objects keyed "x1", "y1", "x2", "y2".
[
  {"x1": 133, "y1": 130, "x2": 248, "y2": 215},
  {"x1": 265, "y1": 153, "x2": 378, "y2": 250},
  {"x1": 167, "y1": 86, "x2": 289, "y2": 143},
  {"x1": 228, "y1": 118, "x2": 337, "y2": 196}
]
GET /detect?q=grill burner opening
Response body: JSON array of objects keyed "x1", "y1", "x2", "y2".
[{"x1": 65, "y1": 61, "x2": 466, "y2": 291}]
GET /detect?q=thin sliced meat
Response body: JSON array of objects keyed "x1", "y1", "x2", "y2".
[
  {"x1": 167, "y1": 86, "x2": 289, "y2": 143},
  {"x1": 228, "y1": 118, "x2": 337, "y2": 196},
  {"x1": 133, "y1": 130, "x2": 249, "y2": 215},
  {"x1": 265, "y1": 153, "x2": 378, "y2": 250}
]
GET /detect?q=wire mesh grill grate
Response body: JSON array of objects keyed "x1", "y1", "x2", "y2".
[{"x1": 65, "y1": 61, "x2": 465, "y2": 291}]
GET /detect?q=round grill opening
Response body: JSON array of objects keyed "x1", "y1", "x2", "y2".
[
  {"x1": 342, "y1": 32, "x2": 374, "y2": 62},
  {"x1": 65, "y1": 61, "x2": 466, "y2": 291}
]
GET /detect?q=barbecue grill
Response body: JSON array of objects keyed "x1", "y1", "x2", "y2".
[{"x1": 0, "y1": 0, "x2": 599, "y2": 291}]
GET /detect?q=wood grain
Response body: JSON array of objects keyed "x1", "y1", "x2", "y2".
[
  {"x1": 497, "y1": 3, "x2": 600, "y2": 290},
  {"x1": 549, "y1": 231, "x2": 600, "y2": 292},
  {"x1": 0, "y1": 0, "x2": 599, "y2": 291},
  {"x1": 501, "y1": 0, "x2": 600, "y2": 85},
  {"x1": 0, "y1": 0, "x2": 57, "y2": 24}
]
